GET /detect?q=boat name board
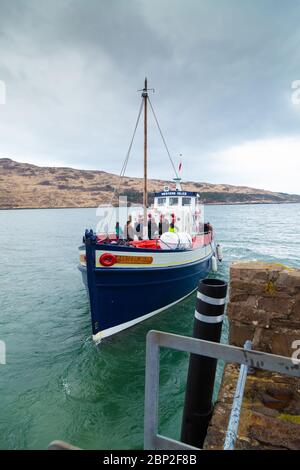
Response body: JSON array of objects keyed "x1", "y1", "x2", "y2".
[
  {"x1": 95, "y1": 253, "x2": 154, "y2": 266},
  {"x1": 155, "y1": 191, "x2": 196, "y2": 197},
  {"x1": 114, "y1": 255, "x2": 153, "y2": 265}
]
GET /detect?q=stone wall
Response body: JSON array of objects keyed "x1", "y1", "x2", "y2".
[{"x1": 204, "y1": 262, "x2": 300, "y2": 450}]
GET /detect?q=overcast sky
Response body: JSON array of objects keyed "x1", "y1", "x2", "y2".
[{"x1": 0, "y1": 0, "x2": 300, "y2": 194}]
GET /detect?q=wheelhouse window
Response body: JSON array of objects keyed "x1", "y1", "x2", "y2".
[
  {"x1": 182, "y1": 197, "x2": 191, "y2": 206},
  {"x1": 169, "y1": 197, "x2": 179, "y2": 206},
  {"x1": 157, "y1": 197, "x2": 166, "y2": 206}
]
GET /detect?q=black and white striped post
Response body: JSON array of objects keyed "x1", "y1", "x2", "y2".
[{"x1": 181, "y1": 278, "x2": 228, "y2": 448}]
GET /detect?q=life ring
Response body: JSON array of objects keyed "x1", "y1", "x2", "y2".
[
  {"x1": 99, "y1": 253, "x2": 116, "y2": 266},
  {"x1": 130, "y1": 240, "x2": 160, "y2": 249}
]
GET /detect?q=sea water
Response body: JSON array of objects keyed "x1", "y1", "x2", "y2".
[{"x1": 0, "y1": 203, "x2": 299, "y2": 449}]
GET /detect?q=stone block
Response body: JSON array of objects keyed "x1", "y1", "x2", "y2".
[
  {"x1": 204, "y1": 364, "x2": 300, "y2": 450},
  {"x1": 205, "y1": 262, "x2": 300, "y2": 450}
]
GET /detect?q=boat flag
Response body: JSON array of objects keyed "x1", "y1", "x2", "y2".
[{"x1": 179, "y1": 154, "x2": 182, "y2": 172}]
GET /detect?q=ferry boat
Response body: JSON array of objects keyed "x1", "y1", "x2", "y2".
[{"x1": 79, "y1": 80, "x2": 221, "y2": 342}]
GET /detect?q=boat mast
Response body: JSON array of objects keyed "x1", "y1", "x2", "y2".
[{"x1": 142, "y1": 78, "x2": 148, "y2": 229}]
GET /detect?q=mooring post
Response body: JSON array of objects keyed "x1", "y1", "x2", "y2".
[{"x1": 181, "y1": 278, "x2": 228, "y2": 448}]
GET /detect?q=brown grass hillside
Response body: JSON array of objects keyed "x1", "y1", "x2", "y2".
[{"x1": 0, "y1": 158, "x2": 299, "y2": 209}]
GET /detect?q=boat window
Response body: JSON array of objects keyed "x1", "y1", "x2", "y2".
[
  {"x1": 169, "y1": 197, "x2": 178, "y2": 206},
  {"x1": 157, "y1": 197, "x2": 166, "y2": 206},
  {"x1": 182, "y1": 197, "x2": 191, "y2": 206}
]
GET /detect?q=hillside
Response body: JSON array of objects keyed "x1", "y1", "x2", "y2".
[{"x1": 0, "y1": 158, "x2": 300, "y2": 209}]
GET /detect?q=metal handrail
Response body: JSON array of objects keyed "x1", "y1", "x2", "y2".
[
  {"x1": 144, "y1": 330, "x2": 300, "y2": 450},
  {"x1": 223, "y1": 340, "x2": 252, "y2": 450}
]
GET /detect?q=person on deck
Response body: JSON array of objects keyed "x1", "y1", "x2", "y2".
[
  {"x1": 147, "y1": 214, "x2": 158, "y2": 239},
  {"x1": 115, "y1": 222, "x2": 121, "y2": 240},
  {"x1": 124, "y1": 216, "x2": 134, "y2": 241},
  {"x1": 159, "y1": 214, "x2": 169, "y2": 235},
  {"x1": 207, "y1": 222, "x2": 213, "y2": 234},
  {"x1": 204, "y1": 222, "x2": 213, "y2": 234},
  {"x1": 134, "y1": 215, "x2": 143, "y2": 240},
  {"x1": 168, "y1": 222, "x2": 177, "y2": 233},
  {"x1": 158, "y1": 214, "x2": 163, "y2": 236}
]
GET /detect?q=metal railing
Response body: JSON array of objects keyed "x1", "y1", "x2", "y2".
[
  {"x1": 223, "y1": 340, "x2": 252, "y2": 450},
  {"x1": 48, "y1": 329, "x2": 300, "y2": 450},
  {"x1": 144, "y1": 330, "x2": 300, "y2": 450}
]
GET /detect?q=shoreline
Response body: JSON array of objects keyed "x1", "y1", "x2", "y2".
[{"x1": 1, "y1": 201, "x2": 300, "y2": 211}]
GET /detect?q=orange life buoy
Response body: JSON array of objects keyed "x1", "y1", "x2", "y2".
[{"x1": 99, "y1": 253, "x2": 116, "y2": 266}]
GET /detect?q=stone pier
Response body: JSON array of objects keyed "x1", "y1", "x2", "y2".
[{"x1": 204, "y1": 262, "x2": 300, "y2": 450}]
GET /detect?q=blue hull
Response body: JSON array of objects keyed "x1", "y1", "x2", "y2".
[{"x1": 79, "y1": 242, "x2": 212, "y2": 340}]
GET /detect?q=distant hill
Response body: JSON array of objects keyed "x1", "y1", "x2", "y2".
[{"x1": 0, "y1": 158, "x2": 300, "y2": 209}]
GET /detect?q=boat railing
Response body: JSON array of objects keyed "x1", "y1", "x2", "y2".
[{"x1": 93, "y1": 230, "x2": 213, "y2": 246}]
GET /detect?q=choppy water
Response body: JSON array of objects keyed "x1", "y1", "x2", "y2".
[{"x1": 0, "y1": 203, "x2": 299, "y2": 449}]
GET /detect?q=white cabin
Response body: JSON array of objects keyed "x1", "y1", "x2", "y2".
[{"x1": 153, "y1": 189, "x2": 198, "y2": 212}]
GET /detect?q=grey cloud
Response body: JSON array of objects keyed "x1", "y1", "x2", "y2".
[{"x1": 0, "y1": 0, "x2": 300, "y2": 191}]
